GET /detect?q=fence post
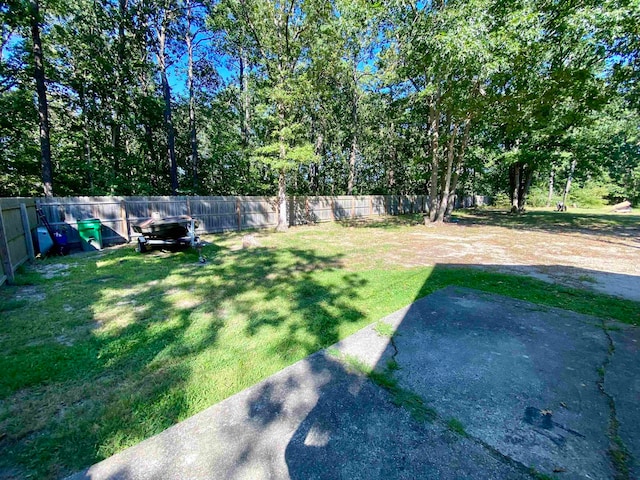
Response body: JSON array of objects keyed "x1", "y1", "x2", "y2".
[
  {"x1": 120, "y1": 199, "x2": 130, "y2": 242},
  {"x1": 289, "y1": 196, "x2": 294, "y2": 227},
  {"x1": 330, "y1": 197, "x2": 335, "y2": 222},
  {"x1": 0, "y1": 205, "x2": 14, "y2": 284},
  {"x1": 351, "y1": 196, "x2": 356, "y2": 218},
  {"x1": 236, "y1": 197, "x2": 242, "y2": 232},
  {"x1": 305, "y1": 196, "x2": 310, "y2": 224},
  {"x1": 20, "y1": 203, "x2": 35, "y2": 261}
]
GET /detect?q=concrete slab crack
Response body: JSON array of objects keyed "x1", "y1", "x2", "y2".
[
  {"x1": 389, "y1": 334, "x2": 399, "y2": 362},
  {"x1": 599, "y1": 320, "x2": 633, "y2": 480}
]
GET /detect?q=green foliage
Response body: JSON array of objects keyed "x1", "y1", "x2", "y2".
[
  {"x1": 526, "y1": 185, "x2": 555, "y2": 208},
  {"x1": 0, "y1": 0, "x2": 635, "y2": 205},
  {"x1": 569, "y1": 180, "x2": 614, "y2": 208},
  {"x1": 252, "y1": 142, "x2": 318, "y2": 172}
]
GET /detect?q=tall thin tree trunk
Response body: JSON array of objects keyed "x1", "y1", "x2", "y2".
[
  {"x1": 79, "y1": 85, "x2": 93, "y2": 194},
  {"x1": 30, "y1": 0, "x2": 53, "y2": 197},
  {"x1": 510, "y1": 164, "x2": 520, "y2": 212},
  {"x1": 186, "y1": 0, "x2": 199, "y2": 191},
  {"x1": 158, "y1": 22, "x2": 178, "y2": 195},
  {"x1": 446, "y1": 117, "x2": 471, "y2": 216},
  {"x1": 387, "y1": 119, "x2": 397, "y2": 193},
  {"x1": 312, "y1": 130, "x2": 323, "y2": 195},
  {"x1": 111, "y1": 0, "x2": 127, "y2": 175},
  {"x1": 276, "y1": 101, "x2": 288, "y2": 231},
  {"x1": 239, "y1": 47, "x2": 250, "y2": 145},
  {"x1": 277, "y1": 167, "x2": 287, "y2": 231},
  {"x1": 546, "y1": 168, "x2": 555, "y2": 207},
  {"x1": 347, "y1": 136, "x2": 357, "y2": 195},
  {"x1": 437, "y1": 122, "x2": 458, "y2": 220},
  {"x1": 426, "y1": 96, "x2": 440, "y2": 223},
  {"x1": 561, "y1": 158, "x2": 577, "y2": 208},
  {"x1": 144, "y1": 123, "x2": 157, "y2": 190}
]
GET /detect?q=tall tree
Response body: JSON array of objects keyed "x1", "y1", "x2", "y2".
[
  {"x1": 29, "y1": 0, "x2": 53, "y2": 196},
  {"x1": 150, "y1": 0, "x2": 181, "y2": 195},
  {"x1": 214, "y1": 0, "x2": 329, "y2": 230}
]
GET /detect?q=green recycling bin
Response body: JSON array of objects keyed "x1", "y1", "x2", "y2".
[{"x1": 77, "y1": 218, "x2": 103, "y2": 251}]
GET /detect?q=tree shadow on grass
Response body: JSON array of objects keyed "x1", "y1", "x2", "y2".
[
  {"x1": 0, "y1": 242, "x2": 366, "y2": 479},
  {"x1": 33, "y1": 262, "x2": 640, "y2": 480},
  {"x1": 454, "y1": 209, "x2": 640, "y2": 246}
]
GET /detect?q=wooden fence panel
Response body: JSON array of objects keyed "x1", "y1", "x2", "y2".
[
  {"x1": 371, "y1": 196, "x2": 386, "y2": 215},
  {"x1": 0, "y1": 198, "x2": 36, "y2": 284},
  {"x1": 332, "y1": 196, "x2": 352, "y2": 220},
  {"x1": 38, "y1": 196, "x2": 128, "y2": 246},
  {"x1": 125, "y1": 196, "x2": 189, "y2": 223},
  {"x1": 353, "y1": 196, "x2": 370, "y2": 218},
  {"x1": 242, "y1": 196, "x2": 277, "y2": 230},
  {"x1": 189, "y1": 196, "x2": 239, "y2": 233},
  {"x1": 307, "y1": 197, "x2": 333, "y2": 223}
]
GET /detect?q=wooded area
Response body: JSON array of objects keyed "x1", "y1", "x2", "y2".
[{"x1": 1, "y1": 0, "x2": 638, "y2": 226}]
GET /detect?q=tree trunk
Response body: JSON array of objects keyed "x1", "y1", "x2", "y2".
[
  {"x1": 445, "y1": 117, "x2": 471, "y2": 217},
  {"x1": 561, "y1": 158, "x2": 577, "y2": 208},
  {"x1": 510, "y1": 164, "x2": 520, "y2": 212},
  {"x1": 158, "y1": 23, "x2": 178, "y2": 195},
  {"x1": 311, "y1": 130, "x2": 323, "y2": 195},
  {"x1": 387, "y1": 120, "x2": 397, "y2": 193},
  {"x1": 426, "y1": 96, "x2": 440, "y2": 224},
  {"x1": 240, "y1": 47, "x2": 250, "y2": 146},
  {"x1": 111, "y1": 0, "x2": 127, "y2": 176},
  {"x1": 30, "y1": 0, "x2": 53, "y2": 197},
  {"x1": 276, "y1": 168, "x2": 288, "y2": 231},
  {"x1": 78, "y1": 85, "x2": 93, "y2": 194},
  {"x1": 276, "y1": 102, "x2": 288, "y2": 231},
  {"x1": 144, "y1": 122, "x2": 157, "y2": 191},
  {"x1": 186, "y1": 0, "x2": 199, "y2": 192},
  {"x1": 519, "y1": 165, "x2": 533, "y2": 210},
  {"x1": 347, "y1": 136, "x2": 357, "y2": 195},
  {"x1": 347, "y1": 80, "x2": 358, "y2": 195},
  {"x1": 546, "y1": 168, "x2": 555, "y2": 207},
  {"x1": 437, "y1": 122, "x2": 458, "y2": 220}
]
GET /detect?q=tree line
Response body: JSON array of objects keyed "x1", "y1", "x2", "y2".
[{"x1": 1, "y1": 0, "x2": 638, "y2": 228}]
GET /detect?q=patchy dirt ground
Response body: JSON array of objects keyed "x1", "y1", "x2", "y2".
[
  {"x1": 264, "y1": 210, "x2": 640, "y2": 303},
  {"x1": 405, "y1": 223, "x2": 640, "y2": 302}
]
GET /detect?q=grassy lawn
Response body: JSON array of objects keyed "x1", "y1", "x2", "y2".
[{"x1": 0, "y1": 211, "x2": 638, "y2": 478}]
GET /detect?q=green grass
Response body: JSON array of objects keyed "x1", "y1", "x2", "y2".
[
  {"x1": 0, "y1": 217, "x2": 638, "y2": 478},
  {"x1": 374, "y1": 321, "x2": 395, "y2": 337},
  {"x1": 446, "y1": 418, "x2": 468, "y2": 437},
  {"x1": 336, "y1": 352, "x2": 438, "y2": 423}
]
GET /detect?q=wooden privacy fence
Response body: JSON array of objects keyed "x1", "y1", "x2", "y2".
[
  {"x1": 36, "y1": 195, "x2": 433, "y2": 248},
  {"x1": 0, "y1": 198, "x2": 37, "y2": 285},
  {"x1": 0, "y1": 194, "x2": 490, "y2": 285}
]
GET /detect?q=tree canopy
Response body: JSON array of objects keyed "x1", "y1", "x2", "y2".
[{"x1": 1, "y1": 0, "x2": 638, "y2": 217}]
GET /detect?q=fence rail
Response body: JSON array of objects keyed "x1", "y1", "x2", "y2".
[{"x1": 0, "y1": 194, "x2": 490, "y2": 285}]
